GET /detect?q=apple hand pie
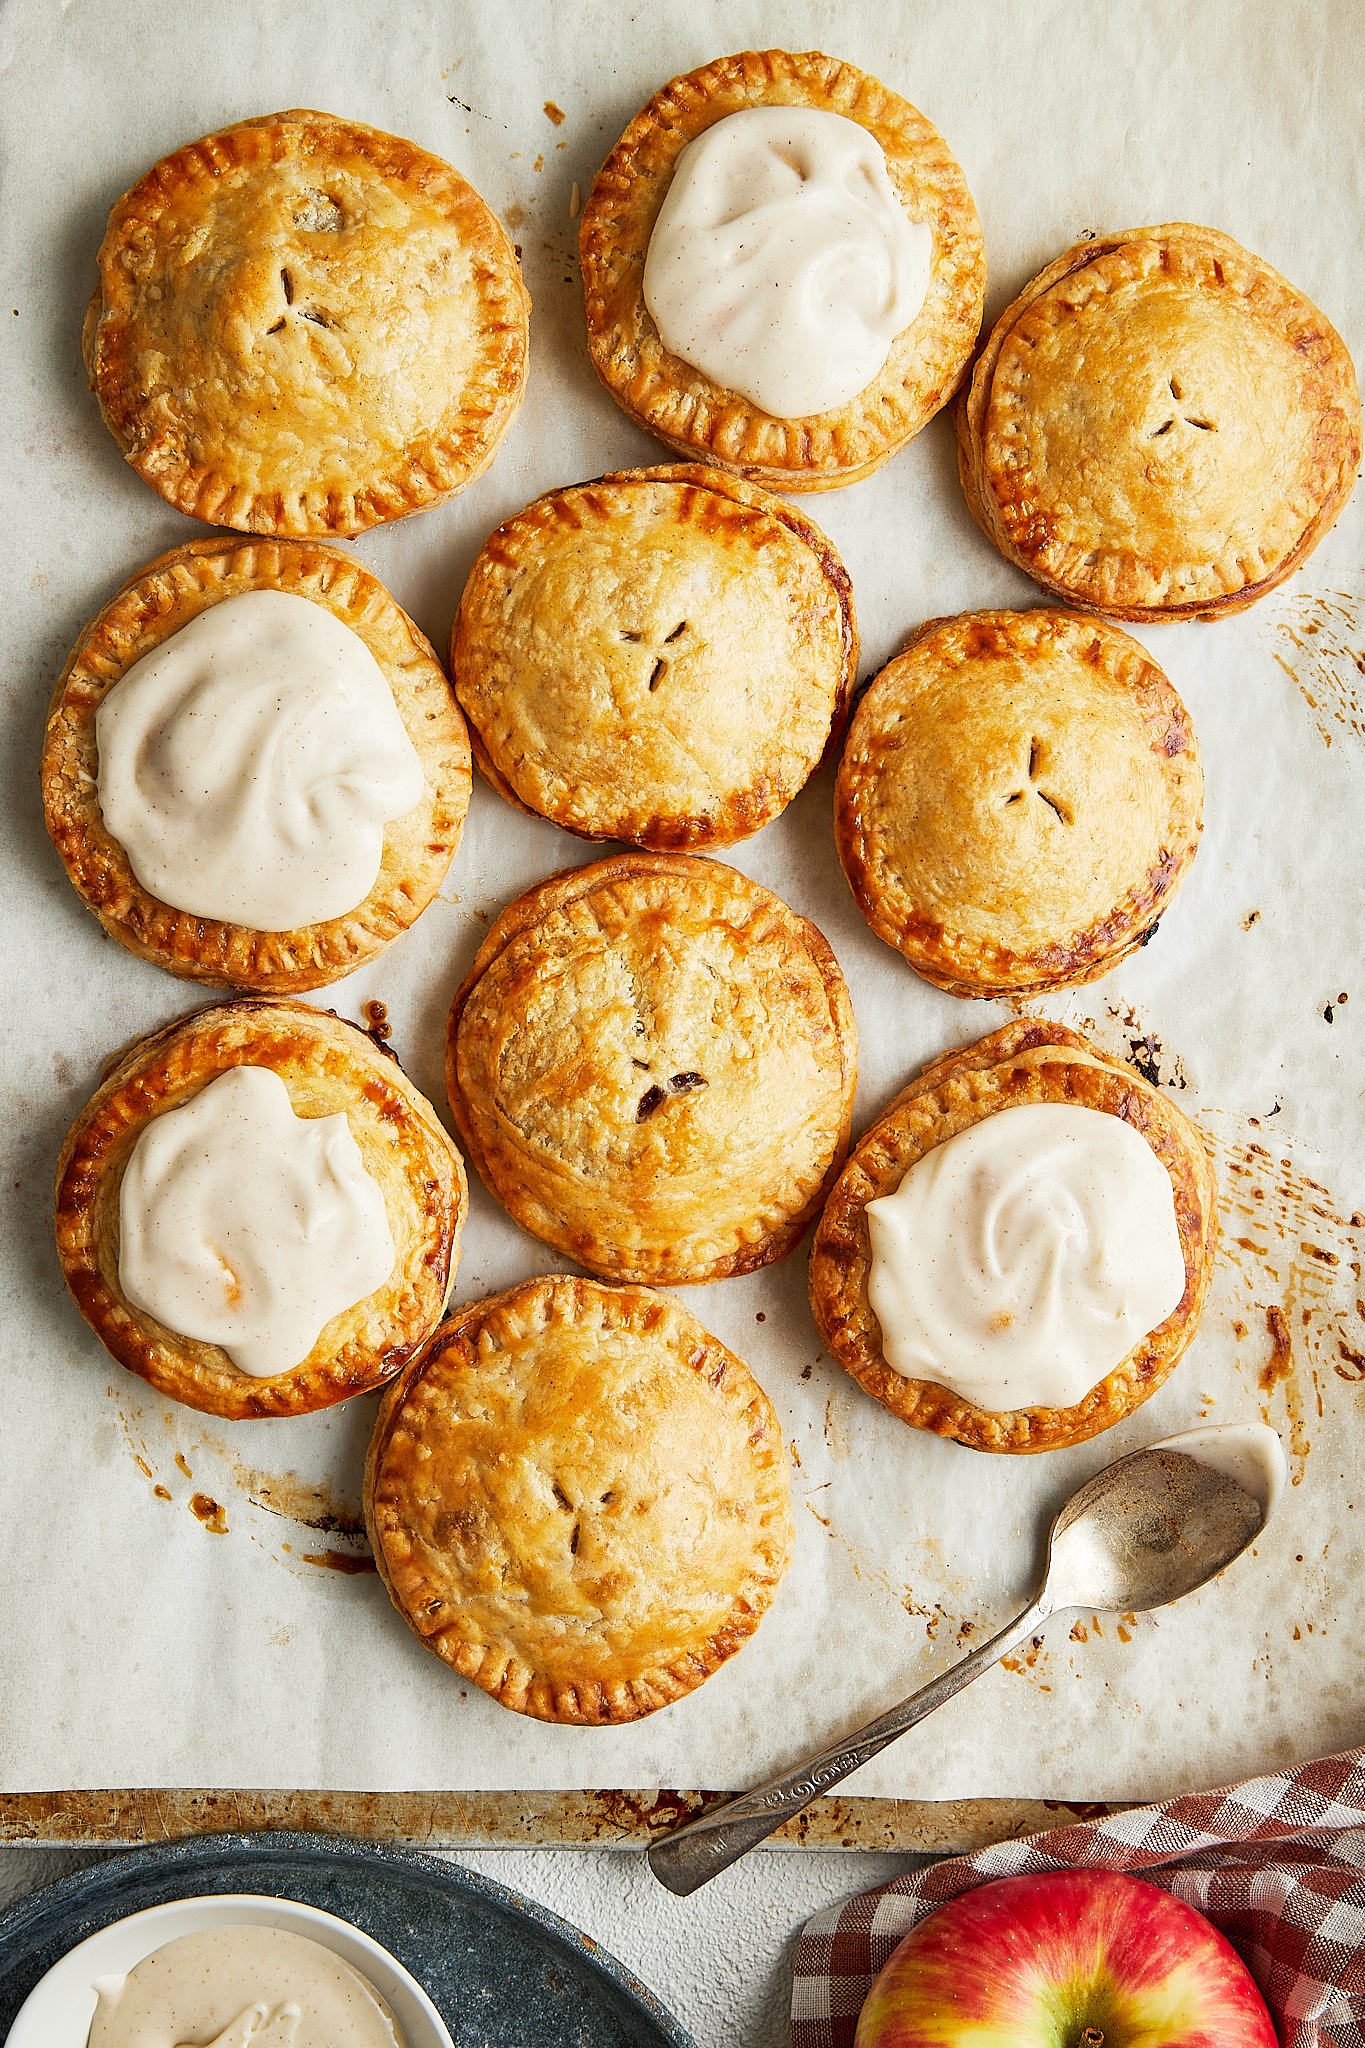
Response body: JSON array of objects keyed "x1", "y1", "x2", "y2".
[
  {"x1": 809, "y1": 1020, "x2": 1218, "y2": 1453},
  {"x1": 84, "y1": 110, "x2": 529, "y2": 534},
  {"x1": 365, "y1": 1276, "x2": 793, "y2": 1723},
  {"x1": 955, "y1": 223, "x2": 1360, "y2": 618},
  {"x1": 55, "y1": 999, "x2": 466, "y2": 1419}
]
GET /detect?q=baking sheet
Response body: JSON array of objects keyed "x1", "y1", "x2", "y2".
[{"x1": 0, "y1": 0, "x2": 1360, "y2": 1805}]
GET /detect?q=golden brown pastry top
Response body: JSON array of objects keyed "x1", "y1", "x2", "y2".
[
  {"x1": 54, "y1": 999, "x2": 467, "y2": 1419},
  {"x1": 84, "y1": 110, "x2": 530, "y2": 535},
  {"x1": 956, "y1": 223, "x2": 1361, "y2": 619},
  {"x1": 834, "y1": 608, "x2": 1203, "y2": 996},
  {"x1": 451, "y1": 465, "x2": 857, "y2": 849},
  {"x1": 808, "y1": 1020, "x2": 1219, "y2": 1453},
  {"x1": 580, "y1": 50, "x2": 985, "y2": 491},
  {"x1": 364, "y1": 1275, "x2": 793, "y2": 1723},
  {"x1": 447, "y1": 852, "x2": 858, "y2": 1284},
  {"x1": 41, "y1": 536, "x2": 470, "y2": 996}
]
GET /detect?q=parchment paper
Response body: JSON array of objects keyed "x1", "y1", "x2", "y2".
[{"x1": 1, "y1": 0, "x2": 1360, "y2": 1802}]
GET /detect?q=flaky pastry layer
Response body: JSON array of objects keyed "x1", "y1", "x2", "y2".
[
  {"x1": 809, "y1": 1020, "x2": 1219, "y2": 1452},
  {"x1": 54, "y1": 998, "x2": 467, "y2": 1418},
  {"x1": 835, "y1": 608, "x2": 1203, "y2": 995},
  {"x1": 447, "y1": 852, "x2": 858, "y2": 1283},
  {"x1": 84, "y1": 110, "x2": 530, "y2": 534},
  {"x1": 580, "y1": 50, "x2": 985, "y2": 490},
  {"x1": 42, "y1": 538, "x2": 471, "y2": 994},
  {"x1": 364, "y1": 1276, "x2": 793, "y2": 1723},
  {"x1": 451, "y1": 465, "x2": 857, "y2": 848}
]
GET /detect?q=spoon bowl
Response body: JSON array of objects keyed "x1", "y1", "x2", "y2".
[
  {"x1": 647, "y1": 1445, "x2": 1264, "y2": 1897},
  {"x1": 1045, "y1": 1444, "x2": 1264, "y2": 1613}
]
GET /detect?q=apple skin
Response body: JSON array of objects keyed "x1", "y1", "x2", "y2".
[{"x1": 853, "y1": 1870, "x2": 1278, "y2": 2048}]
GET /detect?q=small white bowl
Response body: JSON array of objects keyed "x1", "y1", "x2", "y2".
[{"x1": 5, "y1": 1891, "x2": 455, "y2": 2048}]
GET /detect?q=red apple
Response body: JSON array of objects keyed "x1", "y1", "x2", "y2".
[{"x1": 853, "y1": 1870, "x2": 1277, "y2": 2047}]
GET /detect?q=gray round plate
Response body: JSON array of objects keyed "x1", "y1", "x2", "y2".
[{"x1": 0, "y1": 1830, "x2": 697, "y2": 2048}]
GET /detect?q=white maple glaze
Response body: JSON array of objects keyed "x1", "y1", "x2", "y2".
[
  {"x1": 866, "y1": 1103, "x2": 1187, "y2": 1412},
  {"x1": 96, "y1": 590, "x2": 425, "y2": 931},
  {"x1": 118, "y1": 1067, "x2": 395, "y2": 1378},
  {"x1": 642, "y1": 107, "x2": 931, "y2": 417},
  {"x1": 86, "y1": 1924, "x2": 407, "y2": 2047}
]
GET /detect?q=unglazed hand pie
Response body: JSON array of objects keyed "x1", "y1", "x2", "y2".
[
  {"x1": 955, "y1": 223, "x2": 1361, "y2": 619},
  {"x1": 41, "y1": 537, "x2": 471, "y2": 994},
  {"x1": 580, "y1": 50, "x2": 985, "y2": 490},
  {"x1": 364, "y1": 1275, "x2": 793, "y2": 1723},
  {"x1": 808, "y1": 1020, "x2": 1219, "y2": 1453},
  {"x1": 83, "y1": 110, "x2": 530, "y2": 535},
  {"x1": 450, "y1": 465, "x2": 857, "y2": 848},
  {"x1": 54, "y1": 999, "x2": 467, "y2": 1418},
  {"x1": 834, "y1": 608, "x2": 1203, "y2": 996},
  {"x1": 447, "y1": 852, "x2": 858, "y2": 1283}
]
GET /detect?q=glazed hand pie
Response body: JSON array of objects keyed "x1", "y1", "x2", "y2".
[
  {"x1": 447, "y1": 852, "x2": 858, "y2": 1283},
  {"x1": 808, "y1": 1020, "x2": 1219, "y2": 1453},
  {"x1": 83, "y1": 110, "x2": 530, "y2": 535},
  {"x1": 580, "y1": 49, "x2": 985, "y2": 490},
  {"x1": 364, "y1": 1275, "x2": 794, "y2": 1723},
  {"x1": 956, "y1": 223, "x2": 1361, "y2": 619},
  {"x1": 41, "y1": 537, "x2": 471, "y2": 994},
  {"x1": 834, "y1": 608, "x2": 1203, "y2": 996},
  {"x1": 450, "y1": 465, "x2": 857, "y2": 848},
  {"x1": 54, "y1": 999, "x2": 467, "y2": 1418}
]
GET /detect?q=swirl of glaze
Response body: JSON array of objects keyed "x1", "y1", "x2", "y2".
[
  {"x1": 86, "y1": 1924, "x2": 406, "y2": 2047},
  {"x1": 642, "y1": 107, "x2": 931, "y2": 417},
  {"x1": 97, "y1": 589, "x2": 424, "y2": 930},
  {"x1": 118, "y1": 1066, "x2": 395, "y2": 1377},
  {"x1": 866, "y1": 1103, "x2": 1186, "y2": 1411}
]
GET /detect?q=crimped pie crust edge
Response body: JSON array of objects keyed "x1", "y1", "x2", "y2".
[
  {"x1": 808, "y1": 1019, "x2": 1219, "y2": 1453},
  {"x1": 54, "y1": 997, "x2": 467, "y2": 1418},
  {"x1": 580, "y1": 50, "x2": 986, "y2": 490},
  {"x1": 450, "y1": 462, "x2": 858, "y2": 847},
  {"x1": 364, "y1": 1274, "x2": 794, "y2": 1723},
  {"x1": 42, "y1": 535, "x2": 472, "y2": 994},
  {"x1": 833, "y1": 607, "x2": 1204, "y2": 995},
  {"x1": 446, "y1": 851, "x2": 858, "y2": 1283},
  {"x1": 84, "y1": 109, "x2": 531, "y2": 536},
  {"x1": 953, "y1": 222, "x2": 1361, "y2": 619}
]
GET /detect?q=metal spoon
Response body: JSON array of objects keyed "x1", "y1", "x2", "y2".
[{"x1": 647, "y1": 1445, "x2": 1263, "y2": 1896}]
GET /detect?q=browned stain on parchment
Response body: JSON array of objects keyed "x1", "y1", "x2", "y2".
[
  {"x1": 1001, "y1": 1629, "x2": 1056, "y2": 1693},
  {"x1": 823, "y1": 1393, "x2": 853, "y2": 1461},
  {"x1": 1264, "y1": 587, "x2": 1365, "y2": 751},
  {"x1": 1102, "y1": 1006, "x2": 1191, "y2": 1092},
  {"x1": 197, "y1": 1432, "x2": 366, "y2": 1539},
  {"x1": 801, "y1": 1493, "x2": 984, "y2": 1649},
  {"x1": 110, "y1": 1396, "x2": 372, "y2": 1568},
  {"x1": 1020, "y1": 997, "x2": 1192, "y2": 1092},
  {"x1": 1205, "y1": 1111, "x2": 1365, "y2": 1483},
  {"x1": 300, "y1": 1549, "x2": 376, "y2": 1576},
  {"x1": 1261, "y1": 1306, "x2": 1294, "y2": 1394}
]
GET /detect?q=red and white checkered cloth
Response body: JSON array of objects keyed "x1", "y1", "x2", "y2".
[{"x1": 792, "y1": 1748, "x2": 1365, "y2": 2048}]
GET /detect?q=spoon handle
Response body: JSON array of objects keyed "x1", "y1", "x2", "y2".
[{"x1": 647, "y1": 1592, "x2": 1056, "y2": 1896}]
